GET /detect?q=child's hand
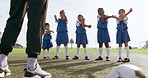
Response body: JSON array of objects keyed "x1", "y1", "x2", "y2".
[
  {"x1": 54, "y1": 15, "x2": 57, "y2": 18},
  {"x1": 129, "y1": 8, "x2": 133, "y2": 13},
  {"x1": 112, "y1": 15, "x2": 116, "y2": 18},
  {"x1": 88, "y1": 25, "x2": 91, "y2": 28}
]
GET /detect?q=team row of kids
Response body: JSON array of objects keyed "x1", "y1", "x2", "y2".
[{"x1": 42, "y1": 8, "x2": 133, "y2": 62}]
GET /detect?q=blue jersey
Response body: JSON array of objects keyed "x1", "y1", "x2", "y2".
[
  {"x1": 116, "y1": 17, "x2": 128, "y2": 30},
  {"x1": 57, "y1": 18, "x2": 68, "y2": 32},
  {"x1": 97, "y1": 15, "x2": 108, "y2": 29},
  {"x1": 75, "y1": 21, "x2": 86, "y2": 34}
]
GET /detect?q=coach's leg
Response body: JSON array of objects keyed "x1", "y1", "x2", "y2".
[
  {"x1": 0, "y1": 0, "x2": 27, "y2": 77},
  {"x1": 24, "y1": 0, "x2": 51, "y2": 77}
]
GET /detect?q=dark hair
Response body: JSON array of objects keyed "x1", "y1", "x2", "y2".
[
  {"x1": 45, "y1": 23, "x2": 49, "y2": 26},
  {"x1": 98, "y1": 8, "x2": 103, "y2": 13},
  {"x1": 60, "y1": 10, "x2": 64, "y2": 14},
  {"x1": 119, "y1": 9, "x2": 125, "y2": 13},
  {"x1": 78, "y1": 14, "x2": 82, "y2": 18}
]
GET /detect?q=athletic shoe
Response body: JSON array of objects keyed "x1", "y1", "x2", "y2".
[
  {"x1": 106, "y1": 57, "x2": 110, "y2": 61},
  {"x1": 52, "y1": 55, "x2": 58, "y2": 59},
  {"x1": 0, "y1": 65, "x2": 11, "y2": 77},
  {"x1": 23, "y1": 63, "x2": 51, "y2": 78},
  {"x1": 66, "y1": 56, "x2": 70, "y2": 60},
  {"x1": 85, "y1": 56, "x2": 89, "y2": 60},
  {"x1": 95, "y1": 56, "x2": 103, "y2": 60},
  {"x1": 122, "y1": 58, "x2": 130, "y2": 62},
  {"x1": 117, "y1": 58, "x2": 122, "y2": 62},
  {"x1": 73, "y1": 56, "x2": 79, "y2": 60}
]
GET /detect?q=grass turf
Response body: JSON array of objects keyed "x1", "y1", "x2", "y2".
[{"x1": 4, "y1": 48, "x2": 148, "y2": 78}]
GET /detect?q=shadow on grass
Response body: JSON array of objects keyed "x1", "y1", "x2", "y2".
[
  {"x1": 42, "y1": 60, "x2": 97, "y2": 70},
  {"x1": 8, "y1": 59, "x2": 74, "y2": 67},
  {"x1": 41, "y1": 60, "x2": 123, "y2": 78},
  {"x1": 69, "y1": 62, "x2": 122, "y2": 78}
]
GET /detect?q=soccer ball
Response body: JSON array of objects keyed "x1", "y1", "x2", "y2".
[{"x1": 108, "y1": 64, "x2": 146, "y2": 78}]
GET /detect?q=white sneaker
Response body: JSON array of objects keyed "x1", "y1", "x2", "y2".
[
  {"x1": 0, "y1": 65, "x2": 11, "y2": 77},
  {"x1": 24, "y1": 63, "x2": 51, "y2": 78}
]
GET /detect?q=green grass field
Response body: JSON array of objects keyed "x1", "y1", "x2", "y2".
[{"x1": 5, "y1": 48, "x2": 148, "y2": 78}]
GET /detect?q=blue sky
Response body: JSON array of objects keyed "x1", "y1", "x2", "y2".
[{"x1": 0, "y1": 0, "x2": 148, "y2": 48}]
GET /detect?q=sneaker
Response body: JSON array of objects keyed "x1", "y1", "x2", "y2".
[
  {"x1": 46, "y1": 56, "x2": 52, "y2": 60},
  {"x1": 66, "y1": 56, "x2": 70, "y2": 60},
  {"x1": 117, "y1": 58, "x2": 122, "y2": 62},
  {"x1": 73, "y1": 56, "x2": 79, "y2": 60},
  {"x1": 95, "y1": 56, "x2": 103, "y2": 60},
  {"x1": 23, "y1": 63, "x2": 51, "y2": 78},
  {"x1": 0, "y1": 65, "x2": 11, "y2": 77},
  {"x1": 122, "y1": 58, "x2": 130, "y2": 62},
  {"x1": 85, "y1": 56, "x2": 89, "y2": 60},
  {"x1": 52, "y1": 55, "x2": 58, "y2": 59},
  {"x1": 106, "y1": 57, "x2": 110, "y2": 61}
]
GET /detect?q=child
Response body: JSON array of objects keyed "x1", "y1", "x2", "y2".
[
  {"x1": 95, "y1": 8, "x2": 112, "y2": 61},
  {"x1": 112, "y1": 8, "x2": 133, "y2": 62},
  {"x1": 42, "y1": 23, "x2": 54, "y2": 59},
  {"x1": 73, "y1": 14, "x2": 91, "y2": 60},
  {"x1": 53, "y1": 10, "x2": 69, "y2": 60}
]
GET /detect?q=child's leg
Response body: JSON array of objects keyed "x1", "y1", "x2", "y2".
[
  {"x1": 56, "y1": 44, "x2": 61, "y2": 56},
  {"x1": 64, "y1": 44, "x2": 69, "y2": 57},
  {"x1": 105, "y1": 43, "x2": 110, "y2": 58},
  {"x1": 124, "y1": 42, "x2": 130, "y2": 59},
  {"x1": 47, "y1": 48, "x2": 50, "y2": 57},
  {"x1": 76, "y1": 45, "x2": 80, "y2": 56},
  {"x1": 42, "y1": 49, "x2": 46, "y2": 58},
  {"x1": 99, "y1": 43, "x2": 103, "y2": 57},
  {"x1": 83, "y1": 44, "x2": 87, "y2": 57},
  {"x1": 83, "y1": 44, "x2": 89, "y2": 60},
  {"x1": 118, "y1": 44, "x2": 122, "y2": 58}
]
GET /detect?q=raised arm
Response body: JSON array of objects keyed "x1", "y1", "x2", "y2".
[
  {"x1": 113, "y1": 8, "x2": 133, "y2": 21},
  {"x1": 64, "y1": 15, "x2": 68, "y2": 23},
  {"x1": 120, "y1": 8, "x2": 133, "y2": 19},
  {"x1": 54, "y1": 15, "x2": 58, "y2": 22}
]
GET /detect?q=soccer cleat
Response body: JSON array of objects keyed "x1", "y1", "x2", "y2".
[
  {"x1": 66, "y1": 56, "x2": 70, "y2": 60},
  {"x1": 122, "y1": 58, "x2": 130, "y2": 62},
  {"x1": 73, "y1": 56, "x2": 79, "y2": 60},
  {"x1": 95, "y1": 56, "x2": 103, "y2": 60},
  {"x1": 106, "y1": 57, "x2": 110, "y2": 61},
  {"x1": 117, "y1": 58, "x2": 122, "y2": 62},
  {"x1": 0, "y1": 65, "x2": 11, "y2": 77},
  {"x1": 23, "y1": 63, "x2": 51, "y2": 78},
  {"x1": 85, "y1": 56, "x2": 89, "y2": 60},
  {"x1": 52, "y1": 55, "x2": 58, "y2": 59}
]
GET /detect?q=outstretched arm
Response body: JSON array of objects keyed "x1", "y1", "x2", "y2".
[
  {"x1": 100, "y1": 15, "x2": 112, "y2": 22},
  {"x1": 45, "y1": 30, "x2": 54, "y2": 34}
]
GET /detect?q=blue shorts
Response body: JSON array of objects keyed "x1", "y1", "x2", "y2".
[
  {"x1": 116, "y1": 30, "x2": 130, "y2": 44},
  {"x1": 97, "y1": 29, "x2": 110, "y2": 43},
  {"x1": 56, "y1": 32, "x2": 69, "y2": 44},
  {"x1": 76, "y1": 33, "x2": 88, "y2": 45},
  {"x1": 42, "y1": 40, "x2": 53, "y2": 49}
]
